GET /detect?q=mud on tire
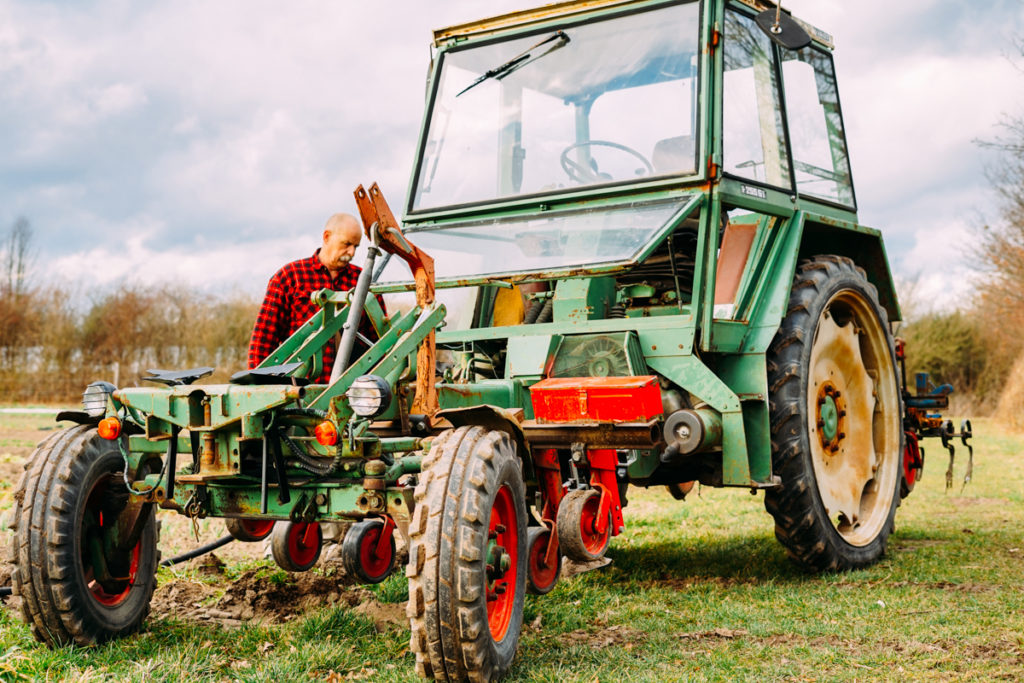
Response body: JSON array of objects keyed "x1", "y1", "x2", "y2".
[
  {"x1": 765, "y1": 255, "x2": 902, "y2": 571},
  {"x1": 9, "y1": 425, "x2": 160, "y2": 646},
  {"x1": 406, "y1": 426, "x2": 528, "y2": 682}
]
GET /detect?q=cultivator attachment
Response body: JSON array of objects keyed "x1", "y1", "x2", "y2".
[{"x1": 896, "y1": 339, "x2": 975, "y2": 494}]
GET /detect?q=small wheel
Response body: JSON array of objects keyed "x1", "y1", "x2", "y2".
[
  {"x1": 526, "y1": 527, "x2": 561, "y2": 595},
  {"x1": 407, "y1": 426, "x2": 528, "y2": 682},
  {"x1": 341, "y1": 519, "x2": 396, "y2": 584},
  {"x1": 765, "y1": 255, "x2": 902, "y2": 571},
  {"x1": 556, "y1": 488, "x2": 611, "y2": 562},
  {"x1": 9, "y1": 426, "x2": 160, "y2": 646},
  {"x1": 271, "y1": 521, "x2": 322, "y2": 572},
  {"x1": 225, "y1": 518, "x2": 275, "y2": 542}
]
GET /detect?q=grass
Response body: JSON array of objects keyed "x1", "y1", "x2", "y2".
[{"x1": 0, "y1": 416, "x2": 1022, "y2": 681}]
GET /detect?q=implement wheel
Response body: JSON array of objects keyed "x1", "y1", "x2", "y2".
[
  {"x1": 9, "y1": 426, "x2": 159, "y2": 646},
  {"x1": 407, "y1": 426, "x2": 527, "y2": 682},
  {"x1": 765, "y1": 256, "x2": 902, "y2": 571},
  {"x1": 526, "y1": 527, "x2": 561, "y2": 595},
  {"x1": 271, "y1": 521, "x2": 322, "y2": 572},
  {"x1": 557, "y1": 489, "x2": 611, "y2": 562},
  {"x1": 342, "y1": 519, "x2": 396, "y2": 584},
  {"x1": 225, "y1": 518, "x2": 275, "y2": 542}
]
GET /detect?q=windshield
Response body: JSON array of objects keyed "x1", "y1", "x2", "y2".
[
  {"x1": 376, "y1": 198, "x2": 689, "y2": 285},
  {"x1": 411, "y1": 2, "x2": 702, "y2": 212}
]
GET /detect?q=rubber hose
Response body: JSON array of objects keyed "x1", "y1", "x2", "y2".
[
  {"x1": 0, "y1": 534, "x2": 239, "y2": 596},
  {"x1": 159, "y1": 534, "x2": 235, "y2": 567}
]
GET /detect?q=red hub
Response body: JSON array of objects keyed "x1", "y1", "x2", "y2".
[
  {"x1": 358, "y1": 520, "x2": 395, "y2": 581},
  {"x1": 82, "y1": 475, "x2": 139, "y2": 606},
  {"x1": 239, "y1": 519, "x2": 275, "y2": 540},
  {"x1": 287, "y1": 522, "x2": 322, "y2": 567},
  {"x1": 486, "y1": 485, "x2": 520, "y2": 642},
  {"x1": 526, "y1": 527, "x2": 559, "y2": 594},
  {"x1": 578, "y1": 489, "x2": 611, "y2": 555}
]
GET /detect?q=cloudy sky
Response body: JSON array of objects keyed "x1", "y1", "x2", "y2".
[{"x1": 2, "y1": 0, "x2": 1022, "y2": 309}]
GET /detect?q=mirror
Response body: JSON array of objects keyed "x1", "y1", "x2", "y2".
[{"x1": 754, "y1": 8, "x2": 812, "y2": 51}]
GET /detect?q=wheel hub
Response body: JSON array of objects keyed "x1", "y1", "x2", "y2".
[{"x1": 816, "y1": 382, "x2": 846, "y2": 452}]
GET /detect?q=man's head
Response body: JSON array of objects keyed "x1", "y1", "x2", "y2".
[{"x1": 319, "y1": 213, "x2": 362, "y2": 277}]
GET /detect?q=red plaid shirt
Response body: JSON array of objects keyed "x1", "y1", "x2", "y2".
[{"x1": 248, "y1": 250, "x2": 378, "y2": 383}]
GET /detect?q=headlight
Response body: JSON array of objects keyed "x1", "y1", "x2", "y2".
[
  {"x1": 346, "y1": 375, "x2": 393, "y2": 418},
  {"x1": 82, "y1": 381, "x2": 117, "y2": 418}
]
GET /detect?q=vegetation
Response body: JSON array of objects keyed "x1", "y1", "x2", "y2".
[{"x1": 0, "y1": 218, "x2": 257, "y2": 403}]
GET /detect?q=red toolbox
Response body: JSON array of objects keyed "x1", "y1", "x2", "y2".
[{"x1": 529, "y1": 376, "x2": 662, "y2": 423}]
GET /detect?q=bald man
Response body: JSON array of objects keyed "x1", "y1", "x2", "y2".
[{"x1": 248, "y1": 213, "x2": 377, "y2": 382}]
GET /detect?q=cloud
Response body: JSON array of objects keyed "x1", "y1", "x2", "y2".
[{"x1": 1, "y1": 0, "x2": 1022, "y2": 311}]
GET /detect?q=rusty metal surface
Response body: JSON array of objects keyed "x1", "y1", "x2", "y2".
[
  {"x1": 521, "y1": 419, "x2": 660, "y2": 449},
  {"x1": 354, "y1": 183, "x2": 439, "y2": 420},
  {"x1": 433, "y1": 0, "x2": 647, "y2": 45}
]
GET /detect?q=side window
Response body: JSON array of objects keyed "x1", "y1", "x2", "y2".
[
  {"x1": 781, "y1": 48, "x2": 854, "y2": 205},
  {"x1": 722, "y1": 10, "x2": 791, "y2": 189}
]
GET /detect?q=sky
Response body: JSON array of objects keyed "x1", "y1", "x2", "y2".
[{"x1": 2, "y1": 0, "x2": 1023, "y2": 311}]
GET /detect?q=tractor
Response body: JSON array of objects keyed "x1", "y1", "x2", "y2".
[{"x1": 10, "y1": 1, "x2": 972, "y2": 681}]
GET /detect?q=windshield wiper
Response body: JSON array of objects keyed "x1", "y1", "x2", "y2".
[{"x1": 457, "y1": 30, "x2": 570, "y2": 97}]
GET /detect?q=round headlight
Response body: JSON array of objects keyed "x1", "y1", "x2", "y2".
[
  {"x1": 346, "y1": 375, "x2": 393, "y2": 418},
  {"x1": 82, "y1": 381, "x2": 117, "y2": 418}
]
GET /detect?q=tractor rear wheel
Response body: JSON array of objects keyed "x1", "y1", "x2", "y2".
[
  {"x1": 407, "y1": 426, "x2": 527, "y2": 682},
  {"x1": 9, "y1": 425, "x2": 160, "y2": 646},
  {"x1": 765, "y1": 256, "x2": 902, "y2": 571}
]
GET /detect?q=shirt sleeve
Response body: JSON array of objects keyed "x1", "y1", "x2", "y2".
[{"x1": 247, "y1": 268, "x2": 290, "y2": 368}]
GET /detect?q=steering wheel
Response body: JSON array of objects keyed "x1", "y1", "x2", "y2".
[{"x1": 560, "y1": 140, "x2": 655, "y2": 184}]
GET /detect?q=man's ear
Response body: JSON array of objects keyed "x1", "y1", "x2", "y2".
[{"x1": 322, "y1": 229, "x2": 332, "y2": 245}]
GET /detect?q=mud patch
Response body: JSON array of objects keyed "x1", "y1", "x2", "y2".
[
  {"x1": 150, "y1": 569, "x2": 386, "y2": 627},
  {"x1": 539, "y1": 623, "x2": 646, "y2": 650}
]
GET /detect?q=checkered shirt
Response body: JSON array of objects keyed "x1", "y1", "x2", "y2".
[{"x1": 247, "y1": 249, "x2": 379, "y2": 383}]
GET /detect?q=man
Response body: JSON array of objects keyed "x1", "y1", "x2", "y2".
[{"x1": 248, "y1": 212, "x2": 377, "y2": 382}]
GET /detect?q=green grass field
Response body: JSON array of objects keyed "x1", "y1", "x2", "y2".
[{"x1": 0, "y1": 413, "x2": 1021, "y2": 682}]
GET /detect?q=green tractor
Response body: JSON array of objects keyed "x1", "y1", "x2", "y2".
[{"x1": 10, "y1": 1, "x2": 971, "y2": 681}]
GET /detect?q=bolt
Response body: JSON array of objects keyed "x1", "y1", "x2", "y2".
[
  {"x1": 839, "y1": 410, "x2": 846, "y2": 418},
  {"x1": 838, "y1": 432, "x2": 846, "y2": 440},
  {"x1": 494, "y1": 584, "x2": 507, "y2": 595},
  {"x1": 500, "y1": 552, "x2": 511, "y2": 572},
  {"x1": 494, "y1": 524, "x2": 506, "y2": 534}
]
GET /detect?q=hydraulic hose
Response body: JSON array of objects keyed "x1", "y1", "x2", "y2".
[{"x1": 159, "y1": 534, "x2": 236, "y2": 567}]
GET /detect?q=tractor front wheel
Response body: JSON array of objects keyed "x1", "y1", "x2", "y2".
[
  {"x1": 407, "y1": 426, "x2": 527, "y2": 682},
  {"x1": 765, "y1": 256, "x2": 902, "y2": 571},
  {"x1": 9, "y1": 426, "x2": 160, "y2": 646}
]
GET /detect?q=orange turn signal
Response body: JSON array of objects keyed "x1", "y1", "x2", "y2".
[
  {"x1": 314, "y1": 421, "x2": 338, "y2": 446},
  {"x1": 97, "y1": 417, "x2": 122, "y2": 440}
]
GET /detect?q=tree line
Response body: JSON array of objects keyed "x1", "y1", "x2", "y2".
[{"x1": 0, "y1": 220, "x2": 257, "y2": 402}]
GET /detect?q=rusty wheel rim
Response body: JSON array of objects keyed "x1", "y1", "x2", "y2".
[{"x1": 807, "y1": 290, "x2": 900, "y2": 546}]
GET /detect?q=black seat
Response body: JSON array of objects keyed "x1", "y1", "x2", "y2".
[
  {"x1": 143, "y1": 367, "x2": 215, "y2": 386},
  {"x1": 229, "y1": 362, "x2": 308, "y2": 386}
]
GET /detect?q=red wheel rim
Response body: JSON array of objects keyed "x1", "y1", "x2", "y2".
[
  {"x1": 528, "y1": 529, "x2": 557, "y2": 591},
  {"x1": 288, "y1": 522, "x2": 322, "y2": 567},
  {"x1": 903, "y1": 432, "x2": 921, "y2": 488},
  {"x1": 82, "y1": 474, "x2": 140, "y2": 606},
  {"x1": 358, "y1": 524, "x2": 393, "y2": 580},
  {"x1": 579, "y1": 492, "x2": 609, "y2": 554},
  {"x1": 240, "y1": 519, "x2": 275, "y2": 540},
  {"x1": 486, "y1": 485, "x2": 519, "y2": 642}
]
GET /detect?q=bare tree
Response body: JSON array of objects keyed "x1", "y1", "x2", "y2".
[{"x1": 2, "y1": 216, "x2": 34, "y2": 298}]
